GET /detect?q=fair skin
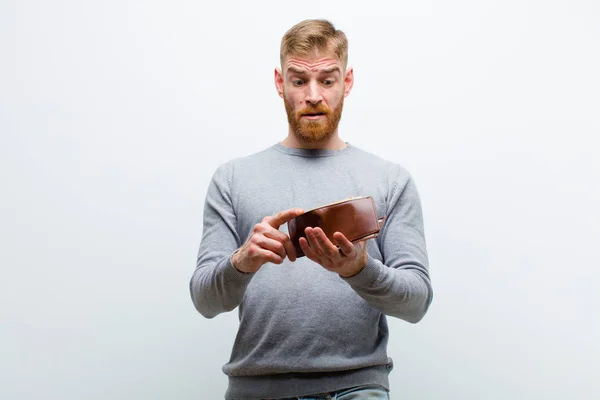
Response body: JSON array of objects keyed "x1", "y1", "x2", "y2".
[
  {"x1": 232, "y1": 50, "x2": 368, "y2": 278},
  {"x1": 275, "y1": 51, "x2": 353, "y2": 150}
]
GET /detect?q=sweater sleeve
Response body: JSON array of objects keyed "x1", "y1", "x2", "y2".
[
  {"x1": 189, "y1": 162, "x2": 254, "y2": 318},
  {"x1": 342, "y1": 169, "x2": 433, "y2": 323}
]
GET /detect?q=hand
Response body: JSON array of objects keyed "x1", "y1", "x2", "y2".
[
  {"x1": 299, "y1": 227, "x2": 369, "y2": 278},
  {"x1": 232, "y1": 208, "x2": 305, "y2": 273}
]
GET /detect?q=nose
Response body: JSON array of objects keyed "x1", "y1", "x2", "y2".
[{"x1": 305, "y1": 81, "x2": 322, "y2": 105}]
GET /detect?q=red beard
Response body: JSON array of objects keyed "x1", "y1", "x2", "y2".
[{"x1": 284, "y1": 95, "x2": 344, "y2": 143}]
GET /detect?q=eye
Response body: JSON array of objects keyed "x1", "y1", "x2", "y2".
[
  {"x1": 292, "y1": 79, "x2": 305, "y2": 86},
  {"x1": 323, "y1": 79, "x2": 335, "y2": 86}
]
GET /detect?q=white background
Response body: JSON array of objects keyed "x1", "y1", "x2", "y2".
[{"x1": 1, "y1": 1, "x2": 599, "y2": 399}]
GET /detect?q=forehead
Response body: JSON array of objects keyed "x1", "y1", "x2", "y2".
[{"x1": 283, "y1": 50, "x2": 343, "y2": 74}]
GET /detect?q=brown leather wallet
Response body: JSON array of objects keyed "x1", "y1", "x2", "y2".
[{"x1": 287, "y1": 196, "x2": 386, "y2": 258}]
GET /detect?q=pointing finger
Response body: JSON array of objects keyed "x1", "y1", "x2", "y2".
[{"x1": 264, "y1": 208, "x2": 305, "y2": 229}]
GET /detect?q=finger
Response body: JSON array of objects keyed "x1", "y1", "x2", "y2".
[
  {"x1": 312, "y1": 227, "x2": 340, "y2": 259},
  {"x1": 299, "y1": 236, "x2": 319, "y2": 262},
  {"x1": 302, "y1": 232, "x2": 337, "y2": 270},
  {"x1": 283, "y1": 236, "x2": 297, "y2": 261},
  {"x1": 264, "y1": 208, "x2": 305, "y2": 229},
  {"x1": 304, "y1": 227, "x2": 321, "y2": 254},
  {"x1": 253, "y1": 247, "x2": 284, "y2": 264},
  {"x1": 305, "y1": 228, "x2": 331, "y2": 263},
  {"x1": 254, "y1": 235, "x2": 286, "y2": 260},
  {"x1": 263, "y1": 229, "x2": 297, "y2": 261},
  {"x1": 333, "y1": 231, "x2": 354, "y2": 256}
]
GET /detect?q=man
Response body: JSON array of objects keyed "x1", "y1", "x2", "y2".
[{"x1": 190, "y1": 19, "x2": 433, "y2": 399}]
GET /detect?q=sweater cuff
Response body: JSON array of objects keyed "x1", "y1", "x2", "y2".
[
  {"x1": 341, "y1": 255, "x2": 383, "y2": 288},
  {"x1": 221, "y1": 252, "x2": 255, "y2": 285}
]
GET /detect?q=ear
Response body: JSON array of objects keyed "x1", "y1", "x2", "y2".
[
  {"x1": 343, "y1": 67, "x2": 354, "y2": 98},
  {"x1": 274, "y1": 68, "x2": 284, "y2": 98}
]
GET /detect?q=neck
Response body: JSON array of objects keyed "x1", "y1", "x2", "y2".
[{"x1": 281, "y1": 129, "x2": 347, "y2": 150}]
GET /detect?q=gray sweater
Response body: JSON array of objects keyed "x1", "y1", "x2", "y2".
[{"x1": 190, "y1": 142, "x2": 433, "y2": 399}]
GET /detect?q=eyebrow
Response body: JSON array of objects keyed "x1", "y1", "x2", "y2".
[
  {"x1": 321, "y1": 66, "x2": 341, "y2": 74},
  {"x1": 287, "y1": 66, "x2": 308, "y2": 75}
]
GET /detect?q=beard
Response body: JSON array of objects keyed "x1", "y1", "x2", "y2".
[{"x1": 284, "y1": 94, "x2": 344, "y2": 143}]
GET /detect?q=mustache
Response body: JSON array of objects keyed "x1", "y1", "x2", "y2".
[{"x1": 297, "y1": 104, "x2": 331, "y2": 116}]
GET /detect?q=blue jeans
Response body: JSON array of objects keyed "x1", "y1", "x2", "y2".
[{"x1": 278, "y1": 384, "x2": 390, "y2": 400}]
